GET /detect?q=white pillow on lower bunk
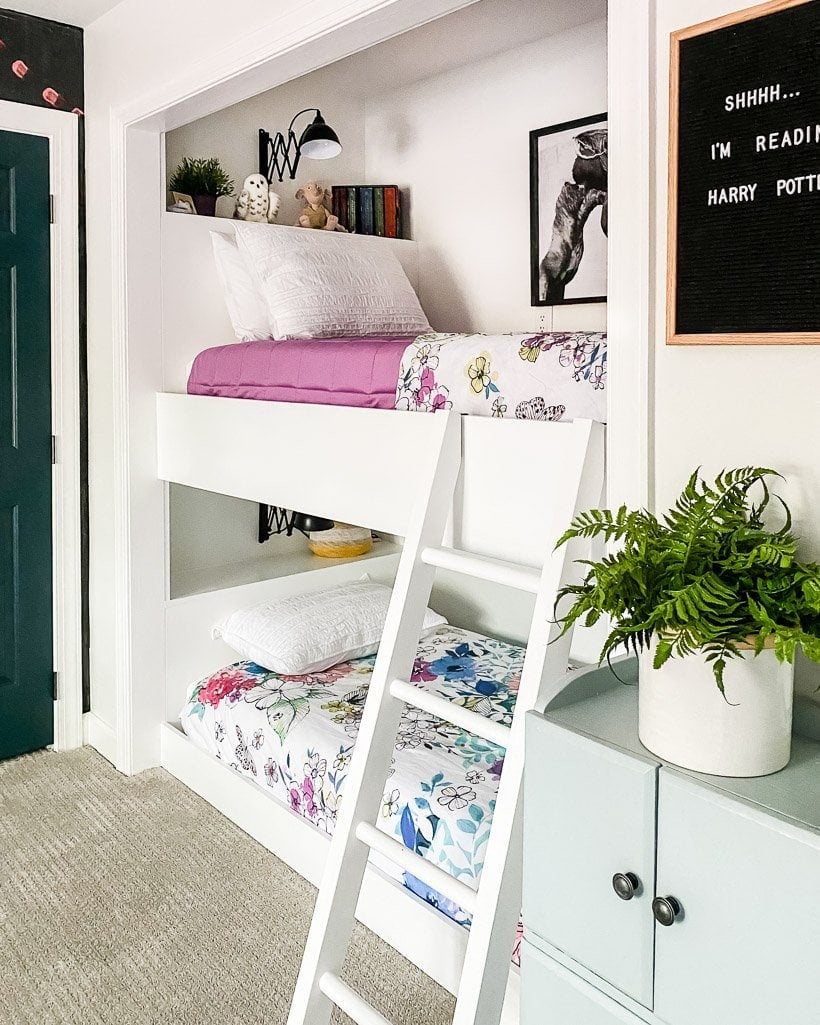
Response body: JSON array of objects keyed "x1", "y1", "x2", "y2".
[
  {"x1": 233, "y1": 221, "x2": 431, "y2": 340},
  {"x1": 210, "y1": 230, "x2": 271, "y2": 342},
  {"x1": 212, "y1": 578, "x2": 447, "y2": 675}
]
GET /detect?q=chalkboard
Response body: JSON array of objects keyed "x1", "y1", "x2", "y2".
[{"x1": 668, "y1": 0, "x2": 819, "y2": 344}]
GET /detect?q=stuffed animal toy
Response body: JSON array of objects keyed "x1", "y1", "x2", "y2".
[
  {"x1": 295, "y1": 180, "x2": 347, "y2": 231},
  {"x1": 234, "y1": 173, "x2": 282, "y2": 223}
]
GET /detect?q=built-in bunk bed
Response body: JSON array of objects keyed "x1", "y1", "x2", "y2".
[{"x1": 156, "y1": 215, "x2": 607, "y2": 1023}]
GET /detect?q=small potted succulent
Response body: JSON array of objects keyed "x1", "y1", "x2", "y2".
[
  {"x1": 168, "y1": 156, "x2": 234, "y2": 217},
  {"x1": 554, "y1": 467, "x2": 820, "y2": 777}
]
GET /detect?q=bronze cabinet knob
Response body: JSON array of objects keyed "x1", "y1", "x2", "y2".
[
  {"x1": 652, "y1": 895, "x2": 682, "y2": 926},
  {"x1": 612, "y1": 872, "x2": 641, "y2": 901}
]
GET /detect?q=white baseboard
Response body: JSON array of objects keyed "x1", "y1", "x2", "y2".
[{"x1": 83, "y1": 712, "x2": 117, "y2": 765}]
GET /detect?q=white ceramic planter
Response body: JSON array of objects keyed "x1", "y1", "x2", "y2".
[{"x1": 638, "y1": 640, "x2": 793, "y2": 777}]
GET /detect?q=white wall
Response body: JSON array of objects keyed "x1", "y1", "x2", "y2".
[
  {"x1": 365, "y1": 19, "x2": 608, "y2": 333},
  {"x1": 165, "y1": 72, "x2": 367, "y2": 226},
  {"x1": 653, "y1": 0, "x2": 820, "y2": 700},
  {"x1": 164, "y1": 14, "x2": 608, "y2": 335}
]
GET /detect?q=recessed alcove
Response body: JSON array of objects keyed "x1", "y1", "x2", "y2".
[{"x1": 160, "y1": 0, "x2": 608, "y2": 603}]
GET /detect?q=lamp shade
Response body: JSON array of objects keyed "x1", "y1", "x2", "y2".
[
  {"x1": 291, "y1": 511, "x2": 335, "y2": 534},
  {"x1": 298, "y1": 111, "x2": 342, "y2": 160}
]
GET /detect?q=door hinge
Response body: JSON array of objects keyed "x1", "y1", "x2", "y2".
[
  {"x1": 51, "y1": 435, "x2": 57, "y2": 464},
  {"x1": 49, "y1": 194, "x2": 55, "y2": 224},
  {"x1": 52, "y1": 671, "x2": 59, "y2": 701}
]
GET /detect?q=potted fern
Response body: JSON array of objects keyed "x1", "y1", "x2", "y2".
[
  {"x1": 168, "y1": 157, "x2": 234, "y2": 217},
  {"x1": 555, "y1": 467, "x2": 820, "y2": 777}
]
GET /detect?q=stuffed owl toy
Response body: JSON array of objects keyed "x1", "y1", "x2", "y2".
[{"x1": 234, "y1": 173, "x2": 282, "y2": 223}]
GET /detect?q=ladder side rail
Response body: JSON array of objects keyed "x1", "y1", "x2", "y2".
[
  {"x1": 287, "y1": 411, "x2": 463, "y2": 1025},
  {"x1": 452, "y1": 419, "x2": 606, "y2": 1025}
]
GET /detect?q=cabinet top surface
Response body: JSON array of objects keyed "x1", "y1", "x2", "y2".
[{"x1": 540, "y1": 663, "x2": 820, "y2": 833}]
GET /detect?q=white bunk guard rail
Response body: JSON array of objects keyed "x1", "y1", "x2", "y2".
[{"x1": 287, "y1": 416, "x2": 604, "y2": 1025}]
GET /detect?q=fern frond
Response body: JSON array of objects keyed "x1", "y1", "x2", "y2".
[{"x1": 551, "y1": 466, "x2": 820, "y2": 691}]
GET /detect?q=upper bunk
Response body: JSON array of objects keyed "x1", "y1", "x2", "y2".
[
  {"x1": 157, "y1": 210, "x2": 608, "y2": 651},
  {"x1": 163, "y1": 214, "x2": 607, "y2": 423}
]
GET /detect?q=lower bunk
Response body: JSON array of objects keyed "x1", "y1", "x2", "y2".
[{"x1": 161, "y1": 623, "x2": 526, "y2": 1023}]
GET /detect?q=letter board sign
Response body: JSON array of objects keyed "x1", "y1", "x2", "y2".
[{"x1": 668, "y1": 0, "x2": 819, "y2": 344}]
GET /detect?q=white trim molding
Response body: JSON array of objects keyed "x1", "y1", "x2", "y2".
[
  {"x1": 606, "y1": 0, "x2": 653, "y2": 510},
  {"x1": 83, "y1": 712, "x2": 117, "y2": 765},
  {"x1": 0, "y1": 101, "x2": 82, "y2": 752}
]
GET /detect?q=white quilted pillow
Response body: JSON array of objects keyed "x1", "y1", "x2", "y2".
[
  {"x1": 212, "y1": 579, "x2": 447, "y2": 674},
  {"x1": 210, "y1": 231, "x2": 271, "y2": 342},
  {"x1": 234, "y1": 221, "x2": 431, "y2": 340}
]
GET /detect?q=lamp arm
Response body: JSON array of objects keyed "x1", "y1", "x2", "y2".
[{"x1": 287, "y1": 107, "x2": 320, "y2": 134}]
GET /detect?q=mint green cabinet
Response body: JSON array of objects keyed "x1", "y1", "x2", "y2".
[
  {"x1": 522, "y1": 663, "x2": 820, "y2": 1025},
  {"x1": 654, "y1": 772, "x2": 820, "y2": 1025},
  {"x1": 524, "y1": 719, "x2": 657, "y2": 1008},
  {"x1": 522, "y1": 939, "x2": 644, "y2": 1025}
]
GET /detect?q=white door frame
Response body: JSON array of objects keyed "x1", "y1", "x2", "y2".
[
  {"x1": 0, "y1": 100, "x2": 83, "y2": 752},
  {"x1": 607, "y1": 0, "x2": 653, "y2": 511},
  {"x1": 108, "y1": 0, "x2": 651, "y2": 771}
]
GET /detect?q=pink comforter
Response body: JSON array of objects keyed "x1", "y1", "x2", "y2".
[{"x1": 187, "y1": 337, "x2": 412, "y2": 409}]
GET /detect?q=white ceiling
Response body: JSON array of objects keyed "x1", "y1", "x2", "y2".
[
  {"x1": 2, "y1": 0, "x2": 122, "y2": 27},
  {"x1": 320, "y1": 0, "x2": 607, "y2": 97},
  {"x1": 3, "y1": 0, "x2": 605, "y2": 55}
]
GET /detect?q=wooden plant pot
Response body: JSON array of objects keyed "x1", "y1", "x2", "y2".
[{"x1": 638, "y1": 638, "x2": 793, "y2": 778}]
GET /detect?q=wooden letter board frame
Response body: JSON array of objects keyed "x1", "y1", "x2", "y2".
[{"x1": 667, "y1": 0, "x2": 819, "y2": 346}]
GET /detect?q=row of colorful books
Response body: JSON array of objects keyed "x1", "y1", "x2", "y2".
[{"x1": 330, "y1": 185, "x2": 404, "y2": 238}]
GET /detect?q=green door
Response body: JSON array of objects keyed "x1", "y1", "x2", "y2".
[{"x1": 0, "y1": 130, "x2": 53, "y2": 760}]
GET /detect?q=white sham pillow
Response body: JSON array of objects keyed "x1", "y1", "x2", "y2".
[
  {"x1": 234, "y1": 221, "x2": 431, "y2": 340},
  {"x1": 212, "y1": 578, "x2": 447, "y2": 675},
  {"x1": 210, "y1": 230, "x2": 272, "y2": 342}
]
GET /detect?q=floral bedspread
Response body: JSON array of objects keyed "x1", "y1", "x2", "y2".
[
  {"x1": 180, "y1": 625, "x2": 524, "y2": 943},
  {"x1": 395, "y1": 331, "x2": 607, "y2": 422}
]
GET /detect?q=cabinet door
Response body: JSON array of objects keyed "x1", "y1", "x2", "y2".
[
  {"x1": 655, "y1": 772, "x2": 820, "y2": 1025},
  {"x1": 524, "y1": 716, "x2": 658, "y2": 1007},
  {"x1": 521, "y1": 940, "x2": 646, "y2": 1025}
]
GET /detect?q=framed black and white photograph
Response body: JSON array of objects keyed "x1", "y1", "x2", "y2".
[{"x1": 530, "y1": 113, "x2": 608, "y2": 306}]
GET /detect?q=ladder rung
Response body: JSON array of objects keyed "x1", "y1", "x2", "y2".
[
  {"x1": 421, "y1": 545, "x2": 541, "y2": 593},
  {"x1": 318, "y1": 972, "x2": 393, "y2": 1025},
  {"x1": 390, "y1": 677, "x2": 511, "y2": 749},
  {"x1": 355, "y1": 820, "x2": 478, "y2": 914}
]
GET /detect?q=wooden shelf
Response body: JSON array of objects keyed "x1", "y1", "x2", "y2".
[
  {"x1": 170, "y1": 533, "x2": 402, "y2": 601},
  {"x1": 162, "y1": 209, "x2": 415, "y2": 245}
]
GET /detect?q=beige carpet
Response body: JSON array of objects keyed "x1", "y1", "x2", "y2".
[{"x1": 0, "y1": 747, "x2": 455, "y2": 1025}]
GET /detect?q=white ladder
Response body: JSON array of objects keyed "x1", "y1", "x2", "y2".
[{"x1": 287, "y1": 416, "x2": 604, "y2": 1025}]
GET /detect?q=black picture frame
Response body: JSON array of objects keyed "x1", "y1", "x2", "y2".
[{"x1": 529, "y1": 112, "x2": 608, "y2": 307}]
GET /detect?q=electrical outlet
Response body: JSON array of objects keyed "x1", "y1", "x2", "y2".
[{"x1": 537, "y1": 311, "x2": 551, "y2": 334}]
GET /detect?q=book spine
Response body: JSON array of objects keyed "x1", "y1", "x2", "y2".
[
  {"x1": 374, "y1": 187, "x2": 385, "y2": 236},
  {"x1": 384, "y1": 186, "x2": 397, "y2": 238},
  {"x1": 347, "y1": 187, "x2": 357, "y2": 233},
  {"x1": 342, "y1": 188, "x2": 352, "y2": 230},
  {"x1": 360, "y1": 187, "x2": 374, "y2": 235}
]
